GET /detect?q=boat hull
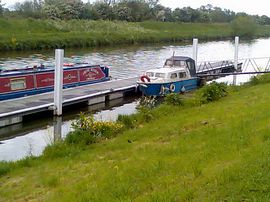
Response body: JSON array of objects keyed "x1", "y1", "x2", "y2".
[
  {"x1": 0, "y1": 65, "x2": 109, "y2": 101},
  {"x1": 138, "y1": 78, "x2": 198, "y2": 96}
]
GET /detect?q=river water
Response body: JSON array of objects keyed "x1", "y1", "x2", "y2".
[{"x1": 1, "y1": 38, "x2": 270, "y2": 161}]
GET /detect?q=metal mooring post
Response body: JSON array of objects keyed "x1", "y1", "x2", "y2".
[
  {"x1": 54, "y1": 49, "x2": 64, "y2": 116},
  {"x1": 233, "y1": 36, "x2": 239, "y2": 85},
  {"x1": 193, "y1": 38, "x2": 198, "y2": 69}
]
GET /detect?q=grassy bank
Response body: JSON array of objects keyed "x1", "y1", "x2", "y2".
[
  {"x1": 1, "y1": 19, "x2": 270, "y2": 51},
  {"x1": 1, "y1": 77, "x2": 270, "y2": 201}
]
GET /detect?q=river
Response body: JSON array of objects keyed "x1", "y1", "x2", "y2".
[{"x1": 1, "y1": 38, "x2": 270, "y2": 161}]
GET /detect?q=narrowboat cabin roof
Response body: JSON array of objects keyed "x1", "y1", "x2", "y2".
[{"x1": 0, "y1": 63, "x2": 103, "y2": 77}]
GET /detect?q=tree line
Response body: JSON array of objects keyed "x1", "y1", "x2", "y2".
[{"x1": 1, "y1": 0, "x2": 270, "y2": 25}]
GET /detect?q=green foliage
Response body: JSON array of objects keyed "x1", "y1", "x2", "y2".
[
  {"x1": 136, "y1": 96, "x2": 157, "y2": 122},
  {"x1": 200, "y1": 81, "x2": 228, "y2": 103},
  {"x1": 42, "y1": 142, "x2": 80, "y2": 159},
  {"x1": 65, "y1": 113, "x2": 123, "y2": 145},
  {"x1": 231, "y1": 16, "x2": 258, "y2": 37},
  {"x1": 43, "y1": 0, "x2": 84, "y2": 20},
  {"x1": 1, "y1": 0, "x2": 269, "y2": 26},
  {"x1": 117, "y1": 114, "x2": 137, "y2": 129},
  {"x1": 0, "y1": 162, "x2": 11, "y2": 176},
  {"x1": 164, "y1": 93, "x2": 184, "y2": 106},
  {"x1": 246, "y1": 74, "x2": 270, "y2": 86},
  {"x1": 0, "y1": 19, "x2": 269, "y2": 51},
  {"x1": 3, "y1": 81, "x2": 270, "y2": 201}
]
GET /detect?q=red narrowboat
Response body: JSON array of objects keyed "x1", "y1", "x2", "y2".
[{"x1": 0, "y1": 63, "x2": 110, "y2": 100}]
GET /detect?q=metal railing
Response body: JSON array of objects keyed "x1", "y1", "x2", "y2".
[{"x1": 197, "y1": 57, "x2": 270, "y2": 74}]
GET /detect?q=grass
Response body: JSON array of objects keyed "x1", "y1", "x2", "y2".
[
  {"x1": 1, "y1": 76, "x2": 270, "y2": 201},
  {"x1": 1, "y1": 19, "x2": 270, "y2": 51}
]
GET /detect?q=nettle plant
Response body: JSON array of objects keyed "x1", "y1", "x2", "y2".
[
  {"x1": 200, "y1": 81, "x2": 228, "y2": 103},
  {"x1": 136, "y1": 96, "x2": 157, "y2": 122}
]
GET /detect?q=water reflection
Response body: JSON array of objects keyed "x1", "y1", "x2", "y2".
[{"x1": 0, "y1": 97, "x2": 138, "y2": 161}]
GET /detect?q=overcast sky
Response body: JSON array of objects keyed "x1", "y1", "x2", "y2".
[{"x1": 2, "y1": 0, "x2": 270, "y2": 16}]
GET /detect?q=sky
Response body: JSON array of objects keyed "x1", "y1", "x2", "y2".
[{"x1": 2, "y1": 0, "x2": 270, "y2": 16}]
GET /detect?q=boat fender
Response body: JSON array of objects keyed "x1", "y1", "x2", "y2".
[
  {"x1": 181, "y1": 86, "x2": 186, "y2": 93},
  {"x1": 170, "y1": 84, "x2": 176, "y2": 92},
  {"x1": 160, "y1": 85, "x2": 166, "y2": 95},
  {"x1": 140, "y1": 75, "x2": 150, "y2": 83}
]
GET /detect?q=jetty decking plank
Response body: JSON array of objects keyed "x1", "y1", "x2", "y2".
[{"x1": 0, "y1": 77, "x2": 138, "y2": 117}]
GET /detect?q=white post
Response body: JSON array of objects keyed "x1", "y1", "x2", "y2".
[
  {"x1": 193, "y1": 38, "x2": 198, "y2": 69},
  {"x1": 54, "y1": 49, "x2": 64, "y2": 116},
  {"x1": 233, "y1": 36, "x2": 239, "y2": 85},
  {"x1": 53, "y1": 116, "x2": 62, "y2": 141}
]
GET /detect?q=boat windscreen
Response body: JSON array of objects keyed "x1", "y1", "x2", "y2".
[
  {"x1": 146, "y1": 72, "x2": 154, "y2": 77},
  {"x1": 155, "y1": 73, "x2": 165, "y2": 78}
]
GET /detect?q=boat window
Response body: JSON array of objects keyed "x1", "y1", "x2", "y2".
[
  {"x1": 170, "y1": 73, "x2": 178, "y2": 79},
  {"x1": 10, "y1": 78, "x2": 26, "y2": 91},
  {"x1": 146, "y1": 72, "x2": 154, "y2": 77},
  {"x1": 165, "y1": 60, "x2": 173, "y2": 66},
  {"x1": 179, "y1": 72, "x2": 187, "y2": 78},
  {"x1": 155, "y1": 73, "x2": 165, "y2": 78}
]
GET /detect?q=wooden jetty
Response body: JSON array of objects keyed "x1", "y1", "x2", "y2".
[{"x1": 0, "y1": 77, "x2": 138, "y2": 127}]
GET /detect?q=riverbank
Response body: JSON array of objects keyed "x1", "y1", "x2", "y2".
[
  {"x1": 1, "y1": 19, "x2": 270, "y2": 51},
  {"x1": 1, "y1": 76, "x2": 270, "y2": 201}
]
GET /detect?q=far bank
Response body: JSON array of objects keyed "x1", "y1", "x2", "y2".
[{"x1": 1, "y1": 19, "x2": 270, "y2": 51}]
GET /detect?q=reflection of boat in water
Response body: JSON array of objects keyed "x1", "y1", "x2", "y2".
[
  {"x1": 137, "y1": 56, "x2": 198, "y2": 96},
  {"x1": 0, "y1": 63, "x2": 110, "y2": 100},
  {"x1": 137, "y1": 56, "x2": 242, "y2": 96}
]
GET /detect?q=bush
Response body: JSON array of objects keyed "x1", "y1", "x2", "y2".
[
  {"x1": 65, "y1": 113, "x2": 123, "y2": 145},
  {"x1": 247, "y1": 74, "x2": 270, "y2": 86},
  {"x1": 0, "y1": 162, "x2": 11, "y2": 176},
  {"x1": 164, "y1": 93, "x2": 184, "y2": 106},
  {"x1": 231, "y1": 16, "x2": 257, "y2": 38},
  {"x1": 117, "y1": 114, "x2": 137, "y2": 129},
  {"x1": 136, "y1": 96, "x2": 157, "y2": 122},
  {"x1": 200, "y1": 82, "x2": 228, "y2": 103}
]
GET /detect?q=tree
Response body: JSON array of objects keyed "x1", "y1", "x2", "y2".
[
  {"x1": 44, "y1": 0, "x2": 84, "y2": 20},
  {"x1": 92, "y1": 1, "x2": 114, "y2": 20},
  {"x1": 14, "y1": 0, "x2": 43, "y2": 18},
  {"x1": 0, "y1": 0, "x2": 4, "y2": 16}
]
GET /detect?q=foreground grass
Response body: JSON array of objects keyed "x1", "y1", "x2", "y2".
[
  {"x1": 1, "y1": 80, "x2": 270, "y2": 201},
  {"x1": 1, "y1": 19, "x2": 270, "y2": 51}
]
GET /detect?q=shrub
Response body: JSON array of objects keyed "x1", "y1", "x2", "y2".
[
  {"x1": 117, "y1": 114, "x2": 137, "y2": 129},
  {"x1": 136, "y1": 96, "x2": 157, "y2": 110},
  {"x1": 231, "y1": 16, "x2": 257, "y2": 38},
  {"x1": 65, "y1": 113, "x2": 123, "y2": 145},
  {"x1": 247, "y1": 74, "x2": 270, "y2": 86},
  {"x1": 164, "y1": 93, "x2": 184, "y2": 106},
  {"x1": 200, "y1": 82, "x2": 228, "y2": 103},
  {"x1": 0, "y1": 162, "x2": 11, "y2": 176},
  {"x1": 136, "y1": 96, "x2": 157, "y2": 122}
]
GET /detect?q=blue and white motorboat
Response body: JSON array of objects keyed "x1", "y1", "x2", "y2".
[{"x1": 137, "y1": 56, "x2": 198, "y2": 96}]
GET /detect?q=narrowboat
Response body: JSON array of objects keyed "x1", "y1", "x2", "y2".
[
  {"x1": 0, "y1": 63, "x2": 110, "y2": 100},
  {"x1": 137, "y1": 56, "x2": 198, "y2": 96}
]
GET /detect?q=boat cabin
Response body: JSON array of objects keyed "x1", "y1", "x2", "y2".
[
  {"x1": 145, "y1": 67, "x2": 190, "y2": 83},
  {"x1": 164, "y1": 56, "x2": 197, "y2": 77}
]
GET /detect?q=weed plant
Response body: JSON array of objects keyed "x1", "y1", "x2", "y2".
[
  {"x1": 199, "y1": 81, "x2": 228, "y2": 103},
  {"x1": 164, "y1": 93, "x2": 184, "y2": 106},
  {"x1": 65, "y1": 113, "x2": 123, "y2": 145}
]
